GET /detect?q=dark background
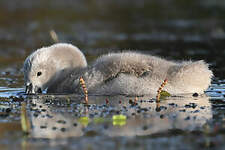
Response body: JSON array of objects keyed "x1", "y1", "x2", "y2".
[{"x1": 0, "y1": 0, "x2": 225, "y2": 83}]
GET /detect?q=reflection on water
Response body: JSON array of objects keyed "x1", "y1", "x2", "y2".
[
  {"x1": 0, "y1": 87, "x2": 24, "y2": 97},
  {"x1": 27, "y1": 94, "x2": 212, "y2": 139},
  {"x1": 0, "y1": 84, "x2": 224, "y2": 149}
]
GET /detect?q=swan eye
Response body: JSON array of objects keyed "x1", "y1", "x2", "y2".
[{"x1": 37, "y1": 72, "x2": 42, "y2": 77}]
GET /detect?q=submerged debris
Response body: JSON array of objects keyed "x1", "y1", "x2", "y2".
[
  {"x1": 9, "y1": 96, "x2": 24, "y2": 102},
  {"x1": 192, "y1": 93, "x2": 199, "y2": 97},
  {"x1": 49, "y1": 29, "x2": 59, "y2": 43},
  {"x1": 105, "y1": 98, "x2": 109, "y2": 105}
]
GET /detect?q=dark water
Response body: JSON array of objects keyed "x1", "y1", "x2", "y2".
[{"x1": 0, "y1": 0, "x2": 225, "y2": 150}]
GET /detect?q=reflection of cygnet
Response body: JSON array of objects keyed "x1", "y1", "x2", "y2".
[
  {"x1": 30, "y1": 98, "x2": 84, "y2": 139},
  {"x1": 104, "y1": 96, "x2": 212, "y2": 136},
  {"x1": 23, "y1": 43, "x2": 213, "y2": 96},
  {"x1": 29, "y1": 95, "x2": 212, "y2": 138}
]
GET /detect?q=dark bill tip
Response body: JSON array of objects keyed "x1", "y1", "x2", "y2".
[
  {"x1": 37, "y1": 88, "x2": 42, "y2": 93},
  {"x1": 25, "y1": 83, "x2": 33, "y2": 94}
]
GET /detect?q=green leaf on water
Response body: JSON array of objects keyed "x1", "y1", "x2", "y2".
[
  {"x1": 93, "y1": 117, "x2": 105, "y2": 124},
  {"x1": 112, "y1": 115, "x2": 127, "y2": 126},
  {"x1": 78, "y1": 117, "x2": 89, "y2": 126},
  {"x1": 160, "y1": 90, "x2": 171, "y2": 99}
]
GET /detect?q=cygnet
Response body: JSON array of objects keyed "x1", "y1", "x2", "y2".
[{"x1": 23, "y1": 43, "x2": 213, "y2": 96}]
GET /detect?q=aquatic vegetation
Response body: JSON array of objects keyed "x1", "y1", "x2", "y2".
[
  {"x1": 156, "y1": 79, "x2": 169, "y2": 102},
  {"x1": 159, "y1": 91, "x2": 171, "y2": 99},
  {"x1": 78, "y1": 116, "x2": 89, "y2": 127},
  {"x1": 93, "y1": 117, "x2": 106, "y2": 124},
  {"x1": 20, "y1": 102, "x2": 31, "y2": 134},
  {"x1": 112, "y1": 115, "x2": 127, "y2": 126},
  {"x1": 77, "y1": 115, "x2": 127, "y2": 127},
  {"x1": 49, "y1": 29, "x2": 59, "y2": 43}
]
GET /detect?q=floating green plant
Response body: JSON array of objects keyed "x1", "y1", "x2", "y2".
[
  {"x1": 78, "y1": 115, "x2": 127, "y2": 126},
  {"x1": 112, "y1": 115, "x2": 127, "y2": 126},
  {"x1": 93, "y1": 117, "x2": 105, "y2": 124},
  {"x1": 159, "y1": 90, "x2": 171, "y2": 99},
  {"x1": 156, "y1": 79, "x2": 170, "y2": 102},
  {"x1": 78, "y1": 116, "x2": 89, "y2": 126}
]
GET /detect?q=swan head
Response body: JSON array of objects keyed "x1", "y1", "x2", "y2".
[{"x1": 23, "y1": 43, "x2": 87, "y2": 94}]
